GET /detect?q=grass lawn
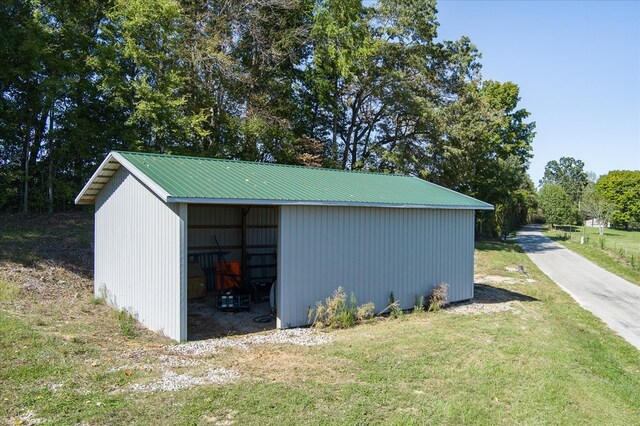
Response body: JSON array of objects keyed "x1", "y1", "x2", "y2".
[
  {"x1": 544, "y1": 225, "x2": 640, "y2": 286},
  {"x1": 1, "y1": 214, "x2": 640, "y2": 424}
]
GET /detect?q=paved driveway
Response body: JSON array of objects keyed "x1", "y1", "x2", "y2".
[{"x1": 517, "y1": 225, "x2": 640, "y2": 350}]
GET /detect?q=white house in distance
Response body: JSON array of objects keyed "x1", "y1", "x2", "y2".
[{"x1": 76, "y1": 151, "x2": 493, "y2": 341}]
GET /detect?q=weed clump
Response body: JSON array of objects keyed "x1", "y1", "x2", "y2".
[
  {"x1": 308, "y1": 287, "x2": 375, "y2": 329},
  {"x1": 356, "y1": 302, "x2": 375, "y2": 321},
  {"x1": 428, "y1": 283, "x2": 449, "y2": 312},
  {"x1": 118, "y1": 309, "x2": 138, "y2": 339}
]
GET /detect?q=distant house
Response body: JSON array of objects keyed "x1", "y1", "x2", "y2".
[
  {"x1": 76, "y1": 151, "x2": 493, "y2": 341},
  {"x1": 585, "y1": 218, "x2": 610, "y2": 228}
]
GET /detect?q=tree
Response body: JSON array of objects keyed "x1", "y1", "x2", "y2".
[
  {"x1": 540, "y1": 157, "x2": 588, "y2": 204},
  {"x1": 93, "y1": 0, "x2": 208, "y2": 153},
  {"x1": 596, "y1": 170, "x2": 640, "y2": 230},
  {"x1": 539, "y1": 184, "x2": 578, "y2": 227},
  {"x1": 0, "y1": 0, "x2": 537, "y2": 226},
  {"x1": 581, "y1": 184, "x2": 613, "y2": 235}
]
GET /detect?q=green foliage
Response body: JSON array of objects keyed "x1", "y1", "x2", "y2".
[
  {"x1": 308, "y1": 287, "x2": 375, "y2": 329},
  {"x1": 581, "y1": 184, "x2": 614, "y2": 235},
  {"x1": 0, "y1": 0, "x2": 535, "y2": 219},
  {"x1": 541, "y1": 157, "x2": 588, "y2": 204},
  {"x1": 596, "y1": 170, "x2": 640, "y2": 230},
  {"x1": 413, "y1": 295, "x2": 425, "y2": 313},
  {"x1": 117, "y1": 309, "x2": 138, "y2": 339},
  {"x1": 539, "y1": 184, "x2": 579, "y2": 226}
]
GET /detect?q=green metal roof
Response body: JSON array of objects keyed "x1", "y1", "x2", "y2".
[{"x1": 76, "y1": 151, "x2": 493, "y2": 210}]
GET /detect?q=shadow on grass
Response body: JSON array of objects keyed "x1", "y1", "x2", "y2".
[
  {"x1": 473, "y1": 283, "x2": 538, "y2": 303},
  {"x1": 0, "y1": 212, "x2": 93, "y2": 277},
  {"x1": 475, "y1": 240, "x2": 524, "y2": 253}
]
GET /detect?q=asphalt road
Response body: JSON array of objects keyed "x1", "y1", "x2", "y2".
[{"x1": 517, "y1": 225, "x2": 640, "y2": 350}]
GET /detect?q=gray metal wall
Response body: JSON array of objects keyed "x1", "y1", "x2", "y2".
[
  {"x1": 277, "y1": 206, "x2": 475, "y2": 328},
  {"x1": 95, "y1": 167, "x2": 187, "y2": 341},
  {"x1": 188, "y1": 205, "x2": 277, "y2": 260},
  {"x1": 188, "y1": 205, "x2": 278, "y2": 282}
]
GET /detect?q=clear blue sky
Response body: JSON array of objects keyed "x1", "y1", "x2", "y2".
[{"x1": 435, "y1": 0, "x2": 640, "y2": 184}]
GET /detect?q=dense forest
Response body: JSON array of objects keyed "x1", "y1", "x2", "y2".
[{"x1": 0, "y1": 0, "x2": 537, "y2": 235}]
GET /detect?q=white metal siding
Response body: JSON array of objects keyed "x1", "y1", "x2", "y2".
[
  {"x1": 95, "y1": 167, "x2": 186, "y2": 341},
  {"x1": 277, "y1": 206, "x2": 474, "y2": 328}
]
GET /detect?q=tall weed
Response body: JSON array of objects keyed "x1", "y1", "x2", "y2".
[
  {"x1": 428, "y1": 283, "x2": 449, "y2": 312},
  {"x1": 308, "y1": 287, "x2": 375, "y2": 329}
]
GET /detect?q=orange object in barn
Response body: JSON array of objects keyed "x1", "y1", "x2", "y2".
[{"x1": 215, "y1": 261, "x2": 241, "y2": 291}]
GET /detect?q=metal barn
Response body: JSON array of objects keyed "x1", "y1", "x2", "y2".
[{"x1": 76, "y1": 151, "x2": 493, "y2": 341}]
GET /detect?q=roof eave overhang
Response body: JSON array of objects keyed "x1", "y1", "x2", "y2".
[
  {"x1": 166, "y1": 196, "x2": 494, "y2": 210},
  {"x1": 74, "y1": 151, "x2": 171, "y2": 205}
]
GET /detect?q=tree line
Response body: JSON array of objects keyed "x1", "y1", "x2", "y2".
[
  {"x1": 1, "y1": 0, "x2": 536, "y2": 236},
  {"x1": 538, "y1": 156, "x2": 640, "y2": 232}
]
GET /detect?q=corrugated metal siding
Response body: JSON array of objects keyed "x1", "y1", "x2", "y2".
[
  {"x1": 277, "y1": 206, "x2": 474, "y2": 328},
  {"x1": 95, "y1": 167, "x2": 186, "y2": 341},
  {"x1": 187, "y1": 205, "x2": 277, "y2": 262}
]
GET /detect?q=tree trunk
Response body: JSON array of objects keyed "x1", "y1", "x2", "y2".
[
  {"x1": 22, "y1": 133, "x2": 30, "y2": 213},
  {"x1": 48, "y1": 107, "x2": 55, "y2": 213}
]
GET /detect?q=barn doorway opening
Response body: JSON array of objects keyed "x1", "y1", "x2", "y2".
[{"x1": 186, "y1": 204, "x2": 278, "y2": 340}]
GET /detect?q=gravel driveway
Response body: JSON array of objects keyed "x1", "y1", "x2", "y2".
[{"x1": 517, "y1": 225, "x2": 640, "y2": 350}]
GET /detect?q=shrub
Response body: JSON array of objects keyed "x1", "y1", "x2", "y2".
[
  {"x1": 413, "y1": 295, "x2": 425, "y2": 313},
  {"x1": 356, "y1": 302, "x2": 375, "y2": 321},
  {"x1": 389, "y1": 302, "x2": 404, "y2": 319},
  {"x1": 308, "y1": 287, "x2": 375, "y2": 329},
  {"x1": 428, "y1": 283, "x2": 449, "y2": 312},
  {"x1": 118, "y1": 309, "x2": 138, "y2": 339}
]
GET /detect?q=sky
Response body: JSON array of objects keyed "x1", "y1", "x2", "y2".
[{"x1": 435, "y1": 0, "x2": 640, "y2": 184}]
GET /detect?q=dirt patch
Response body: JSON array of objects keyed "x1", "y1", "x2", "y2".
[
  {"x1": 445, "y1": 283, "x2": 538, "y2": 315},
  {"x1": 445, "y1": 302, "x2": 515, "y2": 315},
  {"x1": 188, "y1": 296, "x2": 275, "y2": 340},
  {"x1": 478, "y1": 275, "x2": 517, "y2": 284},
  {"x1": 0, "y1": 261, "x2": 91, "y2": 298}
]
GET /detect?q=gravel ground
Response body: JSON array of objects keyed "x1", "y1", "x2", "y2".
[
  {"x1": 444, "y1": 301, "x2": 514, "y2": 315},
  {"x1": 169, "y1": 328, "x2": 332, "y2": 356},
  {"x1": 130, "y1": 368, "x2": 240, "y2": 392}
]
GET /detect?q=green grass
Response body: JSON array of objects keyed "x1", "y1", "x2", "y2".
[
  {"x1": 544, "y1": 225, "x2": 640, "y2": 286},
  {"x1": 1, "y1": 215, "x2": 640, "y2": 424}
]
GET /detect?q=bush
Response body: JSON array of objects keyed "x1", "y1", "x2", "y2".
[
  {"x1": 118, "y1": 309, "x2": 138, "y2": 339},
  {"x1": 356, "y1": 302, "x2": 375, "y2": 321},
  {"x1": 428, "y1": 283, "x2": 449, "y2": 312},
  {"x1": 389, "y1": 302, "x2": 404, "y2": 319},
  {"x1": 308, "y1": 287, "x2": 375, "y2": 329}
]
